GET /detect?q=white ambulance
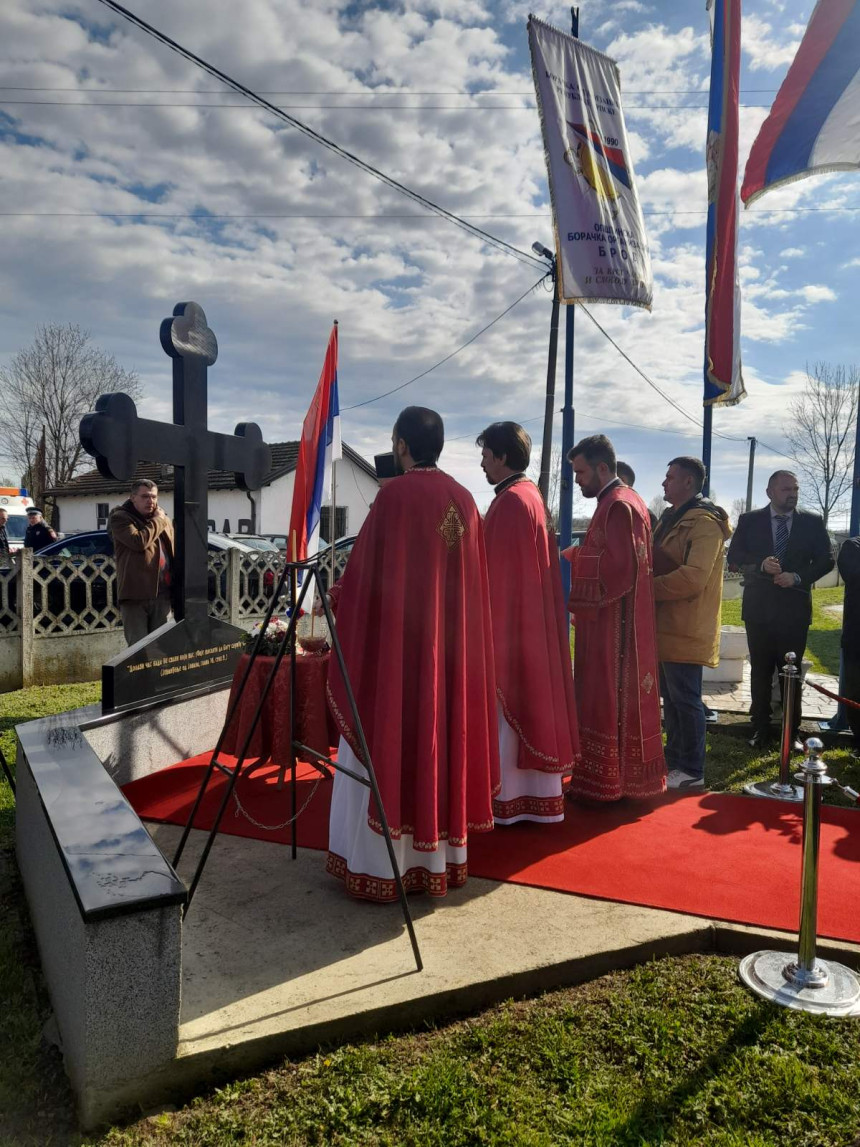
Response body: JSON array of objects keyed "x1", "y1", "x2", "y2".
[{"x1": 0, "y1": 487, "x2": 34, "y2": 551}]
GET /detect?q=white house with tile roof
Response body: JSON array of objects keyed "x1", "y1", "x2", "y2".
[{"x1": 46, "y1": 442, "x2": 379, "y2": 541}]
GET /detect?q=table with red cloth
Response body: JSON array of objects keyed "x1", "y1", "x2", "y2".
[{"x1": 221, "y1": 651, "x2": 337, "y2": 767}]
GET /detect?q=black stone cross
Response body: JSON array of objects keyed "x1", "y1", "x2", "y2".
[
  {"x1": 79, "y1": 301, "x2": 272, "y2": 712},
  {"x1": 81, "y1": 301, "x2": 271, "y2": 624}
]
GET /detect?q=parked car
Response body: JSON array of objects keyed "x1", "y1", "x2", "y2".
[
  {"x1": 224, "y1": 534, "x2": 279, "y2": 553},
  {"x1": 214, "y1": 534, "x2": 279, "y2": 597},
  {"x1": 32, "y1": 531, "x2": 118, "y2": 619},
  {"x1": 35, "y1": 530, "x2": 276, "y2": 615}
]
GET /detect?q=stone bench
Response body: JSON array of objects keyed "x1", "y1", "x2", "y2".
[{"x1": 15, "y1": 684, "x2": 230, "y2": 1127}]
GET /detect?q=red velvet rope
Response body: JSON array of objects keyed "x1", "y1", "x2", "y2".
[{"x1": 804, "y1": 678, "x2": 860, "y2": 711}]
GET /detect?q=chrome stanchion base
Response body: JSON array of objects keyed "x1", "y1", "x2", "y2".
[
  {"x1": 739, "y1": 950, "x2": 860, "y2": 1016},
  {"x1": 743, "y1": 779, "x2": 803, "y2": 802}
]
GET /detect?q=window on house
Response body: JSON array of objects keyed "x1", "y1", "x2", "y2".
[
  {"x1": 319, "y1": 506, "x2": 348, "y2": 542},
  {"x1": 97, "y1": 502, "x2": 109, "y2": 528}
]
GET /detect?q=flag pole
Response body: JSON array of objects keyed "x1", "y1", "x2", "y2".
[
  {"x1": 558, "y1": 5, "x2": 580, "y2": 610},
  {"x1": 702, "y1": 405, "x2": 713, "y2": 497},
  {"x1": 330, "y1": 461, "x2": 337, "y2": 593},
  {"x1": 330, "y1": 318, "x2": 339, "y2": 596}
]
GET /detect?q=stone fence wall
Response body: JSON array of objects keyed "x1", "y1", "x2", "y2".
[{"x1": 0, "y1": 546, "x2": 353, "y2": 692}]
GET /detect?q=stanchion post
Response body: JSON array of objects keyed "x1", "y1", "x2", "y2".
[
  {"x1": 739, "y1": 738, "x2": 860, "y2": 1014},
  {"x1": 785, "y1": 738, "x2": 829, "y2": 988},
  {"x1": 744, "y1": 652, "x2": 803, "y2": 802}
]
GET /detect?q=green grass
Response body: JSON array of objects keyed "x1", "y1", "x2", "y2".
[
  {"x1": 721, "y1": 586, "x2": 844, "y2": 675},
  {"x1": 0, "y1": 856, "x2": 76, "y2": 1147},
  {"x1": 0, "y1": 681, "x2": 101, "y2": 851},
  {"x1": 81, "y1": 954, "x2": 860, "y2": 1146},
  {"x1": 703, "y1": 731, "x2": 860, "y2": 808}
]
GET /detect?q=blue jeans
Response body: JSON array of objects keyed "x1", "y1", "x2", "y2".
[{"x1": 660, "y1": 662, "x2": 706, "y2": 779}]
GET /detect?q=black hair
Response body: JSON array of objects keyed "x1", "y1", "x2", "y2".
[
  {"x1": 393, "y1": 406, "x2": 444, "y2": 465},
  {"x1": 568, "y1": 433, "x2": 616, "y2": 472},
  {"x1": 475, "y1": 422, "x2": 532, "y2": 472}
]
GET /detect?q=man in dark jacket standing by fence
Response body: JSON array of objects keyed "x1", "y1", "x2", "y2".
[
  {"x1": 23, "y1": 507, "x2": 57, "y2": 551},
  {"x1": 109, "y1": 478, "x2": 175, "y2": 646},
  {"x1": 727, "y1": 471, "x2": 833, "y2": 749}
]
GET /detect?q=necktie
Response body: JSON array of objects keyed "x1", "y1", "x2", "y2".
[{"x1": 774, "y1": 515, "x2": 789, "y2": 564}]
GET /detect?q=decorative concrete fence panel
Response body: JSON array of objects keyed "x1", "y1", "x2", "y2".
[{"x1": 0, "y1": 543, "x2": 356, "y2": 691}]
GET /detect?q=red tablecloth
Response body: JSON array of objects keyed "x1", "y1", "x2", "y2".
[{"x1": 222, "y1": 651, "x2": 337, "y2": 766}]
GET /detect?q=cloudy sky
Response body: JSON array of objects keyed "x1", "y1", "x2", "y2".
[{"x1": 1, "y1": 0, "x2": 858, "y2": 520}]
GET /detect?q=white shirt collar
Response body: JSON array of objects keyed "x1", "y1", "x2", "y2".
[{"x1": 770, "y1": 505, "x2": 794, "y2": 519}]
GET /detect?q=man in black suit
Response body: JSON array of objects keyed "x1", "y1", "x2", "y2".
[
  {"x1": 837, "y1": 535, "x2": 860, "y2": 754},
  {"x1": 727, "y1": 470, "x2": 833, "y2": 748}
]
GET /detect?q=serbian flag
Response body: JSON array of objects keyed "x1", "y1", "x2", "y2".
[
  {"x1": 287, "y1": 322, "x2": 342, "y2": 563},
  {"x1": 704, "y1": 0, "x2": 746, "y2": 408},
  {"x1": 742, "y1": 0, "x2": 860, "y2": 205}
]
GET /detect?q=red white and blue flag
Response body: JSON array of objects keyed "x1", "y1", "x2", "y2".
[
  {"x1": 742, "y1": 0, "x2": 860, "y2": 205},
  {"x1": 704, "y1": 0, "x2": 746, "y2": 408},
  {"x1": 287, "y1": 322, "x2": 342, "y2": 562}
]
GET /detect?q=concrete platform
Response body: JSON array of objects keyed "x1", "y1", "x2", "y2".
[{"x1": 144, "y1": 822, "x2": 860, "y2": 1106}]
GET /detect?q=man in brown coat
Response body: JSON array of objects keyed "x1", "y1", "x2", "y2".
[
  {"x1": 652, "y1": 457, "x2": 731, "y2": 790},
  {"x1": 109, "y1": 479, "x2": 175, "y2": 646}
]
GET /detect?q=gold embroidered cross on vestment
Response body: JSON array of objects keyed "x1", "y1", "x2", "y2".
[{"x1": 437, "y1": 501, "x2": 466, "y2": 549}]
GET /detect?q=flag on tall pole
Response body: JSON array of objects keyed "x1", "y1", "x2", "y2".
[
  {"x1": 288, "y1": 322, "x2": 342, "y2": 564},
  {"x1": 704, "y1": 0, "x2": 746, "y2": 409},
  {"x1": 742, "y1": 0, "x2": 860, "y2": 205},
  {"x1": 528, "y1": 15, "x2": 653, "y2": 308}
]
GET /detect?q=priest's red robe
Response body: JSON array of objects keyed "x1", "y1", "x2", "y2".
[
  {"x1": 566, "y1": 482, "x2": 665, "y2": 801},
  {"x1": 326, "y1": 466, "x2": 500, "y2": 899},
  {"x1": 483, "y1": 477, "x2": 579, "y2": 820}
]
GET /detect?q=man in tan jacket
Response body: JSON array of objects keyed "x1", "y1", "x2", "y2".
[
  {"x1": 109, "y1": 479, "x2": 175, "y2": 646},
  {"x1": 652, "y1": 457, "x2": 731, "y2": 790}
]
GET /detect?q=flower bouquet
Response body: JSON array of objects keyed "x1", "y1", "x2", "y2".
[{"x1": 247, "y1": 614, "x2": 301, "y2": 657}]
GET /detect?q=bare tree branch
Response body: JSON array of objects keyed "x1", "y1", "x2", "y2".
[
  {"x1": 1, "y1": 324, "x2": 140, "y2": 522},
  {"x1": 784, "y1": 362, "x2": 858, "y2": 527}
]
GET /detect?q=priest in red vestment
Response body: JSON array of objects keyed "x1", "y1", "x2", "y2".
[
  {"x1": 477, "y1": 421, "x2": 579, "y2": 824},
  {"x1": 566, "y1": 434, "x2": 665, "y2": 801},
  {"x1": 323, "y1": 406, "x2": 500, "y2": 901}
]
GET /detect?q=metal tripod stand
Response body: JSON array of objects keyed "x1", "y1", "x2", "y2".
[{"x1": 171, "y1": 553, "x2": 423, "y2": 972}]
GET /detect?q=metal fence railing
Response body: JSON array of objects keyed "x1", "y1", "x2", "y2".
[{"x1": 0, "y1": 542, "x2": 358, "y2": 638}]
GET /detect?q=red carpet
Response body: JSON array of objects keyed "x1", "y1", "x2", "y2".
[{"x1": 123, "y1": 753, "x2": 860, "y2": 944}]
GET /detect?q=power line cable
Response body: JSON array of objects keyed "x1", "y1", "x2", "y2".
[
  {"x1": 343, "y1": 275, "x2": 548, "y2": 411},
  {"x1": 0, "y1": 99, "x2": 773, "y2": 109},
  {"x1": 84, "y1": 0, "x2": 544, "y2": 270},
  {"x1": 0, "y1": 86, "x2": 781, "y2": 95},
  {"x1": 579, "y1": 305, "x2": 707, "y2": 431},
  {"x1": 447, "y1": 409, "x2": 701, "y2": 443},
  {"x1": 1, "y1": 206, "x2": 857, "y2": 218},
  {"x1": 577, "y1": 305, "x2": 796, "y2": 460}
]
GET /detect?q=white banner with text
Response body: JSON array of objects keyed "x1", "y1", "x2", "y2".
[{"x1": 529, "y1": 16, "x2": 653, "y2": 308}]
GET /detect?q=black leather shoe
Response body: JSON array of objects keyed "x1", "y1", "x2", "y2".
[{"x1": 749, "y1": 730, "x2": 773, "y2": 750}]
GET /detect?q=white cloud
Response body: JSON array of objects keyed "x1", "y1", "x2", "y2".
[
  {"x1": 799, "y1": 284, "x2": 837, "y2": 303},
  {"x1": 742, "y1": 14, "x2": 800, "y2": 71},
  {"x1": 779, "y1": 247, "x2": 804, "y2": 258}
]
